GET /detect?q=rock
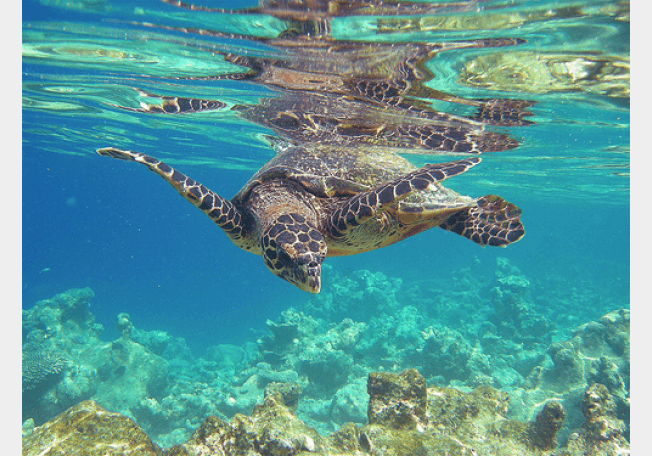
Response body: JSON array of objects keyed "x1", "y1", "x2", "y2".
[
  {"x1": 204, "y1": 343, "x2": 247, "y2": 371},
  {"x1": 304, "y1": 266, "x2": 402, "y2": 322},
  {"x1": 367, "y1": 369, "x2": 428, "y2": 430},
  {"x1": 411, "y1": 325, "x2": 477, "y2": 383},
  {"x1": 22, "y1": 288, "x2": 172, "y2": 428},
  {"x1": 298, "y1": 345, "x2": 354, "y2": 392},
  {"x1": 266, "y1": 319, "x2": 300, "y2": 345},
  {"x1": 257, "y1": 362, "x2": 299, "y2": 385},
  {"x1": 22, "y1": 400, "x2": 161, "y2": 456},
  {"x1": 264, "y1": 381, "x2": 302, "y2": 410},
  {"x1": 428, "y1": 385, "x2": 509, "y2": 434},
  {"x1": 559, "y1": 383, "x2": 630, "y2": 456},
  {"x1": 22, "y1": 288, "x2": 103, "y2": 425},
  {"x1": 93, "y1": 336, "x2": 169, "y2": 412},
  {"x1": 22, "y1": 288, "x2": 100, "y2": 343},
  {"x1": 330, "y1": 378, "x2": 367, "y2": 425},
  {"x1": 22, "y1": 418, "x2": 35, "y2": 437},
  {"x1": 490, "y1": 258, "x2": 552, "y2": 347},
  {"x1": 167, "y1": 392, "x2": 324, "y2": 456},
  {"x1": 526, "y1": 401, "x2": 566, "y2": 450},
  {"x1": 132, "y1": 327, "x2": 193, "y2": 361},
  {"x1": 520, "y1": 309, "x2": 630, "y2": 443},
  {"x1": 257, "y1": 309, "x2": 319, "y2": 365},
  {"x1": 23, "y1": 369, "x2": 627, "y2": 456},
  {"x1": 116, "y1": 313, "x2": 133, "y2": 339}
]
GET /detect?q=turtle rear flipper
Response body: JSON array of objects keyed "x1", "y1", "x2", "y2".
[
  {"x1": 97, "y1": 147, "x2": 245, "y2": 242},
  {"x1": 439, "y1": 195, "x2": 524, "y2": 246},
  {"x1": 327, "y1": 157, "x2": 480, "y2": 238}
]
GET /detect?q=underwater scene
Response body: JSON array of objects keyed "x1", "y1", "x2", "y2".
[{"x1": 22, "y1": 0, "x2": 630, "y2": 454}]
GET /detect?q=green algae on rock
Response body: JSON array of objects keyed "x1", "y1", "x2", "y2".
[
  {"x1": 23, "y1": 368, "x2": 630, "y2": 456},
  {"x1": 22, "y1": 400, "x2": 161, "y2": 456},
  {"x1": 559, "y1": 383, "x2": 630, "y2": 456},
  {"x1": 367, "y1": 369, "x2": 428, "y2": 431}
]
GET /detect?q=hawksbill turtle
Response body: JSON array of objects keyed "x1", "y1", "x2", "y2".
[{"x1": 97, "y1": 144, "x2": 524, "y2": 293}]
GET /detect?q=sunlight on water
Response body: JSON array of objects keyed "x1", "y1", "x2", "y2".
[{"x1": 22, "y1": 0, "x2": 629, "y2": 203}]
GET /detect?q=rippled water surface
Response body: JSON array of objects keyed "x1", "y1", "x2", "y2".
[{"x1": 23, "y1": 0, "x2": 629, "y2": 349}]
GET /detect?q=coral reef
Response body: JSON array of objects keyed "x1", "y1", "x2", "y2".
[
  {"x1": 23, "y1": 370, "x2": 630, "y2": 456},
  {"x1": 517, "y1": 308, "x2": 630, "y2": 443},
  {"x1": 22, "y1": 289, "x2": 170, "y2": 427},
  {"x1": 22, "y1": 257, "x2": 629, "y2": 451}
]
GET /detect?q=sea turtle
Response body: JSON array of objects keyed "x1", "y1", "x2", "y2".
[{"x1": 97, "y1": 143, "x2": 524, "y2": 293}]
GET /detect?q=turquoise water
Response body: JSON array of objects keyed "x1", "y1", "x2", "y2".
[
  {"x1": 23, "y1": 0, "x2": 629, "y2": 350},
  {"x1": 22, "y1": 0, "x2": 629, "y2": 447}
]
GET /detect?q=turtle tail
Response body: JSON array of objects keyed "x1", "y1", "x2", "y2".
[
  {"x1": 97, "y1": 147, "x2": 245, "y2": 242},
  {"x1": 439, "y1": 195, "x2": 525, "y2": 247}
]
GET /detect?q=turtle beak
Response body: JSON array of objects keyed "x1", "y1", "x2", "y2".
[
  {"x1": 261, "y1": 217, "x2": 326, "y2": 293},
  {"x1": 303, "y1": 264, "x2": 321, "y2": 294},
  {"x1": 285, "y1": 260, "x2": 321, "y2": 293},
  {"x1": 289, "y1": 254, "x2": 322, "y2": 293}
]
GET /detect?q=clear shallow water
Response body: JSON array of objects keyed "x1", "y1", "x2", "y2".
[{"x1": 22, "y1": 0, "x2": 629, "y2": 354}]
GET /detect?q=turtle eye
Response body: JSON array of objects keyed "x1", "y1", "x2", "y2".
[{"x1": 278, "y1": 243, "x2": 298, "y2": 263}]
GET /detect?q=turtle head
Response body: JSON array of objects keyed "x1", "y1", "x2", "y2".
[{"x1": 261, "y1": 213, "x2": 327, "y2": 293}]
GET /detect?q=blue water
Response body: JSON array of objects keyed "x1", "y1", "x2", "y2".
[{"x1": 22, "y1": 0, "x2": 629, "y2": 356}]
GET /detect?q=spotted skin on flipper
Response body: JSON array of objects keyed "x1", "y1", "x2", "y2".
[
  {"x1": 327, "y1": 157, "x2": 480, "y2": 238},
  {"x1": 439, "y1": 195, "x2": 524, "y2": 246},
  {"x1": 96, "y1": 147, "x2": 246, "y2": 242}
]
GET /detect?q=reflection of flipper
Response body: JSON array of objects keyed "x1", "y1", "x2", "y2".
[
  {"x1": 439, "y1": 195, "x2": 524, "y2": 246},
  {"x1": 112, "y1": 89, "x2": 521, "y2": 154},
  {"x1": 397, "y1": 125, "x2": 519, "y2": 153},
  {"x1": 111, "y1": 89, "x2": 227, "y2": 114},
  {"x1": 472, "y1": 99, "x2": 536, "y2": 127}
]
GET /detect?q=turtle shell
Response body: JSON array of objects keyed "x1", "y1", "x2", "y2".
[{"x1": 231, "y1": 143, "x2": 463, "y2": 208}]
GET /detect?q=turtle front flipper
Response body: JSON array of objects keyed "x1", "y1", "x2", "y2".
[
  {"x1": 327, "y1": 157, "x2": 481, "y2": 238},
  {"x1": 97, "y1": 147, "x2": 245, "y2": 242},
  {"x1": 439, "y1": 195, "x2": 525, "y2": 247}
]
